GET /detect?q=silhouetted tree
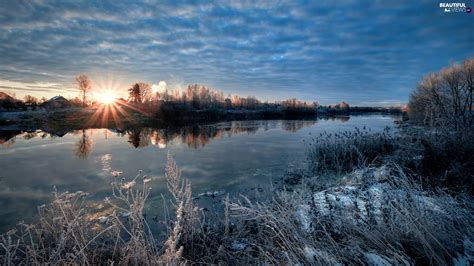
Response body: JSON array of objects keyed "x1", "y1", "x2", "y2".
[
  {"x1": 225, "y1": 98, "x2": 232, "y2": 109},
  {"x1": 23, "y1": 95, "x2": 38, "y2": 106},
  {"x1": 75, "y1": 75, "x2": 92, "y2": 107},
  {"x1": 128, "y1": 83, "x2": 152, "y2": 103},
  {"x1": 128, "y1": 83, "x2": 141, "y2": 103}
]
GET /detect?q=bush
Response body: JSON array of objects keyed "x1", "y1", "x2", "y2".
[{"x1": 419, "y1": 129, "x2": 474, "y2": 193}]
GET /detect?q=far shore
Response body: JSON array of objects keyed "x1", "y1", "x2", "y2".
[{"x1": 0, "y1": 106, "x2": 402, "y2": 133}]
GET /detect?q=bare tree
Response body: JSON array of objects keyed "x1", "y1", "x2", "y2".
[
  {"x1": 440, "y1": 64, "x2": 464, "y2": 117},
  {"x1": 463, "y1": 58, "x2": 474, "y2": 115},
  {"x1": 75, "y1": 75, "x2": 92, "y2": 107},
  {"x1": 23, "y1": 95, "x2": 38, "y2": 106},
  {"x1": 408, "y1": 57, "x2": 474, "y2": 128},
  {"x1": 281, "y1": 98, "x2": 315, "y2": 109},
  {"x1": 138, "y1": 82, "x2": 152, "y2": 103}
]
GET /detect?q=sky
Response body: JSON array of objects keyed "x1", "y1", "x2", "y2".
[{"x1": 0, "y1": 0, "x2": 472, "y2": 106}]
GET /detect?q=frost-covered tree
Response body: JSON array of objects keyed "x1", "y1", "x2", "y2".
[{"x1": 408, "y1": 58, "x2": 474, "y2": 128}]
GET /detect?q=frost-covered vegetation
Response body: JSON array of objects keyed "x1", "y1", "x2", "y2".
[
  {"x1": 409, "y1": 58, "x2": 473, "y2": 129},
  {"x1": 307, "y1": 127, "x2": 396, "y2": 176}
]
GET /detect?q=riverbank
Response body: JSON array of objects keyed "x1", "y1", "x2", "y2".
[{"x1": 0, "y1": 106, "x2": 401, "y2": 133}]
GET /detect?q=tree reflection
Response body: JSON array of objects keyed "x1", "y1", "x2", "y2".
[
  {"x1": 337, "y1": 116, "x2": 350, "y2": 122},
  {"x1": 0, "y1": 131, "x2": 20, "y2": 148},
  {"x1": 1, "y1": 118, "x2": 326, "y2": 152},
  {"x1": 282, "y1": 120, "x2": 317, "y2": 132},
  {"x1": 123, "y1": 120, "x2": 319, "y2": 150},
  {"x1": 23, "y1": 132, "x2": 38, "y2": 140},
  {"x1": 0, "y1": 131, "x2": 56, "y2": 148},
  {"x1": 127, "y1": 128, "x2": 152, "y2": 148},
  {"x1": 150, "y1": 130, "x2": 167, "y2": 148},
  {"x1": 323, "y1": 116, "x2": 350, "y2": 123},
  {"x1": 74, "y1": 129, "x2": 93, "y2": 159}
]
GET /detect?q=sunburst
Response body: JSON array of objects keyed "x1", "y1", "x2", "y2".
[{"x1": 96, "y1": 90, "x2": 116, "y2": 104}]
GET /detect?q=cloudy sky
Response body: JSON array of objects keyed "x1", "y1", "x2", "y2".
[{"x1": 0, "y1": 0, "x2": 472, "y2": 105}]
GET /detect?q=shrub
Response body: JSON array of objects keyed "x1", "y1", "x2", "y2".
[{"x1": 418, "y1": 129, "x2": 474, "y2": 193}]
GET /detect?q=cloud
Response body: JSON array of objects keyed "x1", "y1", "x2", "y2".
[
  {"x1": 152, "y1": 81, "x2": 167, "y2": 94},
  {"x1": 0, "y1": 0, "x2": 472, "y2": 104},
  {"x1": 0, "y1": 79, "x2": 72, "y2": 96}
]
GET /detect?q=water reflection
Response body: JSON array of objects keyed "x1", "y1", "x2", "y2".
[
  {"x1": 0, "y1": 119, "x2": 332, "y2": 156},
  {"x1": 126, "y1": 128, "x2": 152, "y2": 148},
  {"x1": 0, "y1": 115, "x2": 399, "y2": 233},
  {"x1": 74, "y1": 129, "x2": 93, "y2": 159},
  {"x1": 0, "y1": 130, "x2": 19, "y2": 147},
  {"x1": 23, "y1": 132, "x2": 38, "y2": 140},
  {"x1": 282, "y1": 120, "x2": 326, "y2": 132}
]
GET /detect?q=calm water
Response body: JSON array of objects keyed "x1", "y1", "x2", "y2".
[{"x1": 0, "y1": 115, "x2": 399, "y2": 232}]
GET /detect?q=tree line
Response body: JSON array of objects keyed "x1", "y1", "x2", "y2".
[{"x1": 125, "y1": 82, "x2": 319, "y2": 111}]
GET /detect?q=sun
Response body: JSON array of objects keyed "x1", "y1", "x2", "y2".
[{"x1": 97, "y1": 91, "x2": 116, "y2": 104}]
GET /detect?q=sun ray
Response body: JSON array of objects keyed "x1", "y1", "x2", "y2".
[
  {"x1": 115, "y1": 100, "x2": 152, "y2": 116},
  {"x1": 111, "y1": 102, "x2": 133, "y2": 120},
  {"x1": 85, "y1": 104, "x2": 107, "y2": 127},
  {"x1": 109, "y1": 102, "x2": 123, "y2": 128},
  {"x1": 100, "y1": 103, "x2": 110, "y2": 127}
]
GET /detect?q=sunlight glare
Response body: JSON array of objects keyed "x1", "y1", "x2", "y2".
[{"x1": 97, "y1": 91, "x2": 116, "y2": 104}]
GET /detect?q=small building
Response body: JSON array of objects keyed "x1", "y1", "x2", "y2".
[
  {"x1": 41, "y1": 96, "x2": 72, "y2": 109},
  {"x1": 0, "y1": 92, "x2": 22, "y2": 111},
  {"x1": 0, "y1": 92, "x2": 16, "y2": 102}
]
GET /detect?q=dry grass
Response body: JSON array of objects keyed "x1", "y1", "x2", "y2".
[
  {"x1": 307, "y1": 126, "x2": 396, "y2": 176},
  {"x1": 307, "y1": 125, "x2": 474, "y2": 194},
  {"x1": 0, "y1": 153, "x2": 198, "y2": 265},
  {"x1": 223, "y1": 165, "x2": 474, "y2": 265}
]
